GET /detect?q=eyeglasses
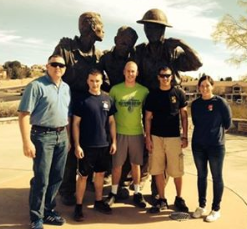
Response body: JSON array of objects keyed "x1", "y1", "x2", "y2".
[
  {"x1": 159, "y1": 73, "x2": 172, "y2": 78},
  {"x1": 49, "y1": 62, "x2": 66, "y2": 68}
]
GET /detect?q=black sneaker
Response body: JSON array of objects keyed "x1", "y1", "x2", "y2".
[
  {"x1": 44, "y1": 210, "x2": 66, "y2": 225},
  {"x1": 94, "y1": 200, "x2": 112, "y2": 214},
  {"x1": 174, "y1": 196, "x2": 189, "y2": 212},
  {"x1": 149, "y1": 198, "x2": 169, "y2": 213},
  {"x1": 73, "y1": 205, "x2": 84, "y2": 222},
  {"x1": 133, "y1": 193, "x2": 147, "y2": 208},
  {"x1": 151, "y1": 193, "x2": 159, "y2": 205},
  {"x1": 30, "y1": 219, "x2": 43, "y2": 229},
  {"x1": 105, "y1": 192, "x2": 117, "y2": 206},
  {"x1": 117, "y1": 187, "x2": 129, "y2": 200}
]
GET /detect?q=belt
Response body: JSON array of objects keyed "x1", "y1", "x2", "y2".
[{"x1": 32, "y1": 125, "x2": 65, "y2": 132}]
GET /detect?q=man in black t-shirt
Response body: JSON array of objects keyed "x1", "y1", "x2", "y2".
[{"x1": 145, "y1": 65, "x2": 189, "y2": 213}]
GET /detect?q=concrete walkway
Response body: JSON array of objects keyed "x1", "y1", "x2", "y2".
[{"x1": 0, "y1": 121, "x2": 247, "y2": 229}]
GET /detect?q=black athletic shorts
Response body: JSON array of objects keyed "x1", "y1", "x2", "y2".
[{"x1": 77, "y1": 146, "x2": 110, "y2": 176}]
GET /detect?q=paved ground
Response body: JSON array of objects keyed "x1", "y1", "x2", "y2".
[{"x1": 0, "y1": 120, "x2": 247, "y2": 229}]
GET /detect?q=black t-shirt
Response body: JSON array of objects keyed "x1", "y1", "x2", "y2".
[
  {"x1": 145, "y1": 87, "x2": 187, "y2": 137},
  {"x1": 73, "y1": 91, "x2": 116, "y2": 147}
]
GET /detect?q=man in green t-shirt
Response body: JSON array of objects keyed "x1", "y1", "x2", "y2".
[{"x1": 105, "y1": 61, "x2": 149, "y2": 209}]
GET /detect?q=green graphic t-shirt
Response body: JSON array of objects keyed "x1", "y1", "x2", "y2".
[{"x1": 109, "y1": 82, "x2": 149, "y2": 135}]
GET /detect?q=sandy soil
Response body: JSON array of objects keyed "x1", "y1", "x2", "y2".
[{"x1": 0, "y1": 78, "x2": 35, "y2": 88}]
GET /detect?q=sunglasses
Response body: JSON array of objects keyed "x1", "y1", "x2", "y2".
[
  {"x1": 49, "y1": 62, "x2": 66, "y2": 68},
  {"x1": 159, "y1": 73, "x2": 172, "y2": 78}
]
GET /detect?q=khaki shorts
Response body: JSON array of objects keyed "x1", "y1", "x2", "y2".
[
  {"x1": 112, "y1": 134, "x2": 144, "y2": 167},
  {"x1": 149, "y1": 136, "x2": 184, "y2": 177}
]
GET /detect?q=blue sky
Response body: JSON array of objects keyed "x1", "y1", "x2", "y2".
[{"x1": 0, "y1": 0, "x2": 246, "y2": 80}]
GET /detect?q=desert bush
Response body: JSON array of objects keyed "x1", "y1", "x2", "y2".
[{"x1": 0, "y1": 101, "x2": 19, "y2": 117}]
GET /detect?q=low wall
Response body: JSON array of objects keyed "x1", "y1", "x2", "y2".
[{"x1": 229, "y1": 118, "x2": 247, "y2": 135}]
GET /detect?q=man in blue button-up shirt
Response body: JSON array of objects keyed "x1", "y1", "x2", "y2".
[{"x1": 18, "y1": 54, "x2": 71, "y2": 229}]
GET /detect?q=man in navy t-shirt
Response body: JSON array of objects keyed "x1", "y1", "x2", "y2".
[{"x1": 72, "y1": 68, "x2": 117, "y2": 221}]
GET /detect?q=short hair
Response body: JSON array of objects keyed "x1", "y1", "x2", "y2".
[
  {"x1": 78, "y1": 12, "x2": 102, "y2": 35},
  {"x1": 198, "y1": 73, "x2": 214, "y2": 87},
  {"x1": 87, "y1": 68, "x2": 103, "y2": 79},
  {"x1": 116, "y1": 26, "x2": 138, "y2": 44},
  {"x1": 157, "y1": 65, "x2": 173, "y2": 75}
]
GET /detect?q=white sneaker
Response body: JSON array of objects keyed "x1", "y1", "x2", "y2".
[
  {"x1": 192, "y1": 207, "x2": 206, "y2": 218},
  {"x1": 205, "y1": 210, "x2": 220, "y2": 222}
]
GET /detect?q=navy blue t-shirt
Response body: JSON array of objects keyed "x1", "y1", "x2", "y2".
[
  {"x1": 191, "y1": 95, "x2": 232, "y2": 147},
  {"x1": 73, "y1": 91, "x2": 116, "y2": 147},
  {"x1": 145, "y1": 87, "x2": 187, "y2": 137}
]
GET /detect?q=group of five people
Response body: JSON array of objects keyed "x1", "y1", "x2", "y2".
[{"x1": 18, "y1": 8, "x2": 232, "y2": 229}]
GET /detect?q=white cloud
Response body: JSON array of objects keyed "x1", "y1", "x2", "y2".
[
  {"x1": 167, "y1": 6, "x2": 218, "y2": 39},
  {"x1": 0, "y1": 30, "x2": 21, "y2": 43},
  {"x1": 23, "y1": 38, "x2": 44, "y2": 45},
  {"x1": 0, "y1": 30, "x2": 50, "y2": 49}
]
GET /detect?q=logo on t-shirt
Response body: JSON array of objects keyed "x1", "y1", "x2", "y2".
[
  {"x1": 171, "y1": 96, "x2": 177, "y2": 104},
  {"x1": 119, "y1": 97, "x2": 141, "y2": 112},
  {"x1": 208, "y1": 104, "x2": 213, "y2": 111},
  {"x1": 102, "y1": 101, "x2": 110, "y2": 111}
]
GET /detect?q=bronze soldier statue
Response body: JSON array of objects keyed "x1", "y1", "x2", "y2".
[
  {"x1": 52, "y1": 12, "x2": 105, "y2": 206},
  {"x1": 134, "y1": 8, "x2": 203, "y2": 90},
  {"x1": 99, "y1": 26, "x2": 138, "y2": 91},
  {"x1": 53, "y1": 12, "x2": 104, "y2": 93}
]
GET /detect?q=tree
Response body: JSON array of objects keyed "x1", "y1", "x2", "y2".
[
  {"x1": 212, "y1": 0, "x2": 247, "y2": 66},
  {"x1": 3, "y1": 61, "x2": 31, "y2": 79},
  {"x1": 225, "y1": 76, "x2": 233, "y2": 81}
]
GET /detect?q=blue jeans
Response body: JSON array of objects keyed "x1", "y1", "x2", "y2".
[
  {"x1": 29, "y1": 128, "x2": 68, "y2": 221},
  {"x1": 192, "y1": 144, "x2": 225, "y2": 211}
]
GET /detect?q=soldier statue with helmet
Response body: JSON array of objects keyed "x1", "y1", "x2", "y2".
[
  {"x1": 134, "y1": 8, "x2": 203, "y2": 213},
  {"x1": 134, "y1": 8, "x2": 202, "y2": 90}
]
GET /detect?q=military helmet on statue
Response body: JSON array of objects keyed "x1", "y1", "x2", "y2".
[{"x1": 137, "y1": 8, "x2": 172, "y2": 27}]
